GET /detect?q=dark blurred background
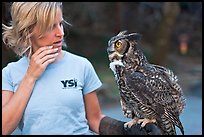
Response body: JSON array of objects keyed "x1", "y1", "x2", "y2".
[{"x1": 2, "y1": 2, "x2": 202, "y2": 135}]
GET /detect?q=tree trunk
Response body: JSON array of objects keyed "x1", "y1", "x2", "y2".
[{"x1": 151, "y1": 2, "x2": 180, "y2": 65}]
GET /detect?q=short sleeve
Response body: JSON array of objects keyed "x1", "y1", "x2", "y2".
[
  {"x1": 82, "y1": 59, "x2": 102, "y2": 95},
  {"x1": 2, "y1": 65, "x2": 14, "y2": 92}
]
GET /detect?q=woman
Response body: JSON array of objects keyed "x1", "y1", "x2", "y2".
[{"x1": 2, "y1": 2, "x2": 161, "y2": 135}]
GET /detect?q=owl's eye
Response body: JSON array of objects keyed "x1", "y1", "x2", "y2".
[{"x1": 115, "y1": 41, "x2": 122, "y2": 48}]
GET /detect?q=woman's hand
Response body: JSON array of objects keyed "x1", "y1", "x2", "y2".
[{"x1": 26, "y1": 46, "x2": 59, "y2": 81}]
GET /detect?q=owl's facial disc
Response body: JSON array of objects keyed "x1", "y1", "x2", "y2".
[
  {"x1": 108, "y1": 52, "x2": 123, "y2": 62},
  {"x1": 107, "y1": 39, "x2": 129, "y2": 62},
  {"x1": 107, "y1": 42, "x2": 123, "y2": 62}
]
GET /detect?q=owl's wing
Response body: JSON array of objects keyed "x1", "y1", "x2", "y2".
[
  {"x1": 125, "y1": 71, "x2": 162, "y2": 115},
  {"x1": 151, "y1": 64, "x2": 178, "y2": 82},
  {"x1": 125, "y1": 70, "x2": 184, "y2": 134},
  {"x1": 151, "y1": 64, "x2": 186, "y2": 114}
]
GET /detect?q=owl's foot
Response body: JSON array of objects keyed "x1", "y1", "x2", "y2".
[
  {"x1": 124, "y1": 118, "x2": 139, "y2": 129},
  {"x1": 137, "y1": 118, "x2": 156, "y2": 127}
]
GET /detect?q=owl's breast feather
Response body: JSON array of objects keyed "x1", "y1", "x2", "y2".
[{"x1": 109, "y1": 60, "x2": 124, "y2": 74}]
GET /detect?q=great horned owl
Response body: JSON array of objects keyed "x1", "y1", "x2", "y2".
[{"x1": 107, "y1": 30, "x2": 186, "y2": 135}]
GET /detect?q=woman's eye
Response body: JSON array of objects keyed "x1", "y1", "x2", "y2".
[
  {"x1": 60, "y1": 21, "x2": 63, "y2": 27},
  {"x1": 115, "y1": 41, "x2": 122, "y2": 48},
  {"x1": 47, "y1": 21, "x2": 64, "y2": 32}
]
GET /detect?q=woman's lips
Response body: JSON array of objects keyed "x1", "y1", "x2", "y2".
[{"x1": 53, "y1": 41, "x2": 62, "y2": 48}]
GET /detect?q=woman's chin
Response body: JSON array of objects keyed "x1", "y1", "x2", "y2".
[{"x1": 57, "y1": 47, "x2": 62, "y2": 53}]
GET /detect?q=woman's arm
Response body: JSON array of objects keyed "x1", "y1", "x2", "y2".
[
  {"x1": 2, "y1": 74, "x2": 36, "y2": 135},
  {"x1": 84, "y1": 91, "x2": 162, "y2": 135},
  {"x1": 2, "y1": 46, "x2": 59, "y2": 135},
  {"x1": 83, "y1": 91, "x2": 105, "y2": 134}
]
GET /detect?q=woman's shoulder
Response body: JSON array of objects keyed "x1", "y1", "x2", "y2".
[
  {"x1": 2, "y1": 56, "x2": 28, "y2": 70},
  {"x1": 64, "y1": 50, "x2": 90, "y2": 63}
]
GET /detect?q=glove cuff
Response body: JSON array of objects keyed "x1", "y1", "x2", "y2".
[
  {"x1": 99, "y1": 116, "x2": 162, "y2": 135},
  {"x1": 99, "y1": 116, "x2": 125, "y2": 135}
]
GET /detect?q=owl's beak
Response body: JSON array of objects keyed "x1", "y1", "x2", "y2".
[
  {"x1": 107, "y1": 45, "x2": 115, "y2": 55},
  {"x1": 108, "y1": 52, "x2": 123, "y2": 62}
]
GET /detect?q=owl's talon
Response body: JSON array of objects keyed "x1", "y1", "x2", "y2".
[
  {"x1": 124, "y1": 119, "x2": 138, "y2": 129},
  {"x1": 124, "y1": 123, "x2": 128, "y2": 129},
  {"x1": 137, "y1": 118, "x2": 156, "y2": 127}
]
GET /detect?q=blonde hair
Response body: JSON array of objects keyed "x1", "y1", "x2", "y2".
[{"x1": 2, "y1": 2, "x2": 69, "y2": 57}]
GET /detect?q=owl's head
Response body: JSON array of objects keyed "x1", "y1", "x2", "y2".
[{"x1": 107, "y1": 30, "x2": 141, "y2": 62}]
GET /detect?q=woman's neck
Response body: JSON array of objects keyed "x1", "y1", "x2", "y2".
[{"x1": 53, "y1": 50, "x2": 64, "y2": 63}]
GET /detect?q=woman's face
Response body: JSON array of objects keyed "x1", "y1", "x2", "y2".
[{"x1": 31, "y1": 11, "x2": 64, "y2": 54}]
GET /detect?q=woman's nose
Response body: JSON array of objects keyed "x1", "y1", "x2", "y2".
[{"x1": 55, "y1": 25, "x2": 64, "y2": 37}]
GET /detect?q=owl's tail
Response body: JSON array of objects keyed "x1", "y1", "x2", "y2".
[
  {"x1": 167, "y1": 110, "x2": 184, "y2": 135},
  {"x1": 177, "y1": 120, "x2": 184, "y2": 135},
  {"x1": 158, "y1": 112, "x2": 184, "y2": 135},
  {"x1": 158, "y1": 115, "x2": 176, "y2": 135}
]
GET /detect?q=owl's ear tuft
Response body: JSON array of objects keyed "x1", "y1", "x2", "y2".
[
  {"x1": 127, "y1": 33, "x2": 142, "y2": 41},
  {"x1": 117, "y1": 30, "x2": 127, "y2": 36}
]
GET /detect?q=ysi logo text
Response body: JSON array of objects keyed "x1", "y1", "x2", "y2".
[{"x1": 61, "y1": 79, "x2": 77, "y2": 89}]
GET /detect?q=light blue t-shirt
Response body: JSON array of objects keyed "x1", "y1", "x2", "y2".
[{"x1": 2, "y1": 50, "x2": 102, "y2": 135}]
